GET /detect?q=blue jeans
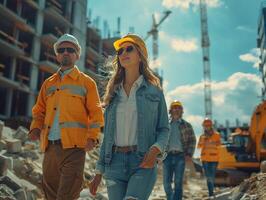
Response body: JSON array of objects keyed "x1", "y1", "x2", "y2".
[
  {"x1": 202, "y1": 162, "x2": 218, "y2": 196},
  {"x1": 104, "y1": 151, "x2": 157, "y2": 200},
  {"x1": 163, "y1": 153, "x2": 185, "y2": 200}
]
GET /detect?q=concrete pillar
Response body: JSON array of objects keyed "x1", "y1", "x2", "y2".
[
  {"x1": 5, "y1": 89, "x2": 13, "y2": 118},
  {"x1": 26, "y1": 0, "x2": 45, "y2": 117},
  {"x1": 71, "y1": 0, "x2": 87, "y2": 72},
  {"x1": 0, "y1": 120, "x2": 4, "y2": 139},
  {"x1": 10, "y1": 58, "x2": 16, "y2": 80}
]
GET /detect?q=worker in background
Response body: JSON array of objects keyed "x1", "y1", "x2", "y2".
[
  {"x1": 197, "y1": 119, "x2": 221, "y2": 198},
  {"x1": 28, "y1": 34, "x2": 104, "y2": 200},
  {"x1": 89, "y1": 33, "x2": 170, "y2": 200},
  {"x1": 163, "y1": 100, "x2": 196, "y2": 200}
]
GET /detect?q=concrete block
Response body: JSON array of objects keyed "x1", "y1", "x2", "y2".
[
  {"x1": 0, "y1": 120, "x2": 4, "y2": 139},
  {"x1": 0, "y1": 184, "x2": 16, "y2": 199},
  {"x1": 1, "y1": 126, "x2": 14, "y2": 140},
  {"x1": 13, "y1": 157, "x2": 24, "y2": 173},
  {"x1": 13, "y1": 188, "x2": 27, "y2": 200},
  {"x1": 5, "y1": 139, "x2": 22, "y2": 153},
  {"x1": 0, "y1": 140, "x2": 6, "y2": 151},
  {"x1": 14, "y1": 126, "x2": 28, "y2": 144},
  {"x1": 20, "y1": 179, "x2": 37, "y2": 200},
  {"x1": 0, "y1": 170, "x2": 21, "y2": 191},
  {"x1": 0, "y1": 154, "x2": 13, "y2": 172},
  {"x1": 260, "y1": 161, "x2": 266, "y2": 173}
]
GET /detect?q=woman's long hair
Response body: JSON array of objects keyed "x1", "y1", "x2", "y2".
[{"x1": 103, "y1": 44, "x2": 161, "y2": 106}]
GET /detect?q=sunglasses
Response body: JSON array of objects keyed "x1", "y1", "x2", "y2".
[
  {"x1": 57, "y1": 47, "x2": 76, "y2": 54},
  {"x1": 117, "y1": 45, "x2": 134, "y2": 56}
]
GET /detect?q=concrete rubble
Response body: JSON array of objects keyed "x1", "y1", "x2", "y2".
[{"x1": 1, "y1": 119, "x2": 266, "y2": 200}]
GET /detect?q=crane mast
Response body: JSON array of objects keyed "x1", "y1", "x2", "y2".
[{"x1": 200, "y1": 0, "x2": 212, "y2": 119}]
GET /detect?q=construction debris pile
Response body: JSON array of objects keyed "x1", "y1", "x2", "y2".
[
  {"x1": 0, "y1": 120, "x2": 42, "y2": 200},
  {"x1": 228, "y1": 173, "x2": 266, "y2": 200}
]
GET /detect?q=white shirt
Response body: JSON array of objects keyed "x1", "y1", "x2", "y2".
[{"x1": 115, "y1": 75, "x2": 144, "y2": 146}]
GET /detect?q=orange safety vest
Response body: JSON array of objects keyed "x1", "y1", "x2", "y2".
[
  {"x1": 197, "y1": 132, "x2": 221, "y2": 162},
  {"x1": 30, "y1": 66, "x2": 104, "y2": 152}
]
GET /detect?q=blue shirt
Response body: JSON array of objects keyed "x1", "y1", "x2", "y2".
[
  {"x1": 48, "y1": 67, "x2": 73, "y2": 141},
  {"x1": 168, "y1": 119, "x2": 184, "y2": 152}
]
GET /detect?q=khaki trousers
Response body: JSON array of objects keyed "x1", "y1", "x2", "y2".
[{"x1": 42, "y1": 144, "x2": 85, "y2": 200}]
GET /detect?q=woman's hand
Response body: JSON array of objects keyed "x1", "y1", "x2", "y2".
[
  {"x1": 89, "y1": 174, "x2": 102, "y2": 196},
  {"x1": 139, "y1": 146, "x2": 161, "y2": 168}
]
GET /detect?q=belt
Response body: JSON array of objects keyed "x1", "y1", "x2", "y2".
[
  {"x1": 168, "y1": 150, "x2": 182, "y2": 154},
  {"x1": 48, "y1": 139, "x2": 61, "y2": 145},
  {"x1": 112, "y1": 145, "x2": 137, "y2": 153}
]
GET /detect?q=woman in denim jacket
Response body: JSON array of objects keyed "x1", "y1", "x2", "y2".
[{"x1": 89, "y1": 34, "x2": 169, "y2": 200}]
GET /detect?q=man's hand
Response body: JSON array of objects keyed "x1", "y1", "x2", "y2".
[
  {"x1": 28, "y1": 128, "x2": 41, "y2": 141},
  {"x1": 85, "y1": 138, "x2": 97, "y2": 152},
  {"x1": 89, "y1": 174, "x2": 102, "y2": 196},
  {"x1": 139, "y1": 146, "x2": 161, "y2": 168}
]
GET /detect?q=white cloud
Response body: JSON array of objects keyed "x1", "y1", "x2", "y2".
[
  {"x1": 150, "y1": 59, "x2": 162, "y2": 70},
  {"x1": 162, "y1": 0, "x2": 222, "y2": 10},
  {"x1": 160, "y1": 31, "x2": 199, "y2": 52},
  {"x1": 171, "y1": 38, "x2": 198, "y2": 52},
  {"x1": 239, "y1": 48, "x2": 260, "y2": 69},
  {"x1": 236, "y1": 26, "x2": 254, "y2": 33},
  {"x1": 166, "y1": 72, "x2": 262, "y2": 137}
]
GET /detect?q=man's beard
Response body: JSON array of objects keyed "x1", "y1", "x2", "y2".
[{"x1": 61, "y1": 56, "x2": 72, "y2": 66}]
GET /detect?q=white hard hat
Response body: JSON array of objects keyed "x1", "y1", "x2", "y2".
[{"x1": 54, "y1": 34, "x2": 81, "y2": 56}]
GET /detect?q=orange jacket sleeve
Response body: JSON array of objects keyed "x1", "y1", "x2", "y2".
[
  {"x1": 30, "y1": 81, "x2": 47, "y2": 132},
  {"x1": 215, "y1": 133, "x2": 221, "y2": 146},
  {"x1": 197, "y1": 135, "x2": 205, "y2": 149}
]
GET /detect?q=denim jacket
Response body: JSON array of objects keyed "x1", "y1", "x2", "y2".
[{"x1": 96, "y1": 79, "x2": 170, "y2": 174}]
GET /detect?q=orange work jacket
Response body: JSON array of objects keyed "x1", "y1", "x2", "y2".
[
  {"x1": 197, "y1": 132, "x2": 221, "y2": 162},
  {"x1": 30, "y1": 66, "x2": 104, "y2": 152}
]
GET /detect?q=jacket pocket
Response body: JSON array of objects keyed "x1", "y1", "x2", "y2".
[
  {"x1": 63, "y1": 93, "x2": 87, "y2": 114},
  {"x1": 145, "y1": 94, "x2": 160, "y2": 112}
]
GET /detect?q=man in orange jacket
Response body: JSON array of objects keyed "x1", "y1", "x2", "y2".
[
  {"x1": 28, "y1": 34, "x2": 104, "y2": 200},
  {"x1": 197, "y1": 118, "x2": 221, "y2": 198}
]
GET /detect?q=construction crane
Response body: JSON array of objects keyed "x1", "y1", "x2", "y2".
[
  {"x1": 200, "y1": 0, "x2": 212, "y2": 119},
  {"x1": 144, "y1": 10, "x2": 171, "y2": 61}
]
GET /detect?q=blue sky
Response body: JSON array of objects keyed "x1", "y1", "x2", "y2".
[{"x1": 89, "y1": 0, "x2": 263, "y2": 136}]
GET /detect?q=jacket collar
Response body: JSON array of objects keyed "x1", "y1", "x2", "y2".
[
  {"x1": 55, "y1": 65, "x2": 80, "y2": 80},
  {"x1": 113, "y1": 76, "x2": 148, "y2": 95}
]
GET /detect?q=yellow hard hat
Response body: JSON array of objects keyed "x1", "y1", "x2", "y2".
[
  {"x1": 170, "y1": 100, "x2": 183, "y2": 109},
  {"x1": 113, "y1": 34, "x2": 148, "y2": 58}
]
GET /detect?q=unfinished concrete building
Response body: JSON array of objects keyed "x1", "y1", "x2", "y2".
[{"x1": 0, "y1": 0, "x2": 117, "y2": 122}]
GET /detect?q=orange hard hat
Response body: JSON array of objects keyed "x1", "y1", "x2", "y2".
[{"x1": 202, "y1": 118, "x2": 213, "y2": 127}]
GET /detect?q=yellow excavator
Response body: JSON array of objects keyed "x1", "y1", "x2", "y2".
[{"x1": 215, "y1": 100, "x2": 266, "y2": 186}]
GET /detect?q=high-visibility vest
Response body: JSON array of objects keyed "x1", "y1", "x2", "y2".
[
  {"x1": 197, "y1": 132, "x2": 221, "y2": 162},
  {"x1": 30, "y1": 66, "x2": 104, "y2": 152}
]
